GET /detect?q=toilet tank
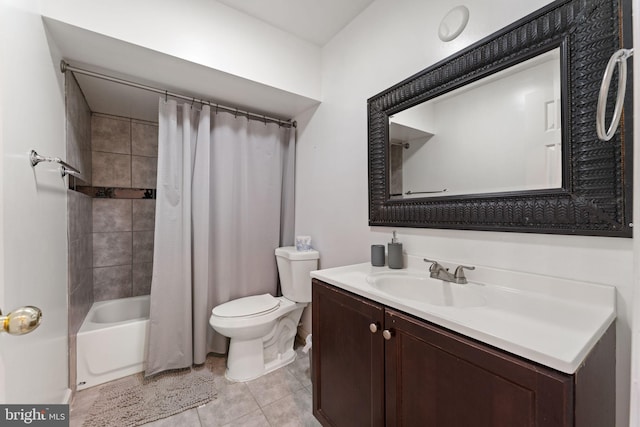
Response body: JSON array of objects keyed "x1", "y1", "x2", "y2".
[{"x1": 275, "y1": 246, "x2": 319, "y2": 303}]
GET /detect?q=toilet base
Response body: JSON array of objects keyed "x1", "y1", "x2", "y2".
[
  {"x1": 226, "y1": 337, "x2": 266, "y2": 382},
  {"x1": 224, "y1": 305, "x2": 305, "y2": 382},
  {"x1": 225, "y1": 346, "x2": 297, "y2": 382}
]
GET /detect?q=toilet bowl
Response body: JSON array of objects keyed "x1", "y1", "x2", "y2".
[{"x1": 209, "y1": 246, "x2": 319, "y2": 382}]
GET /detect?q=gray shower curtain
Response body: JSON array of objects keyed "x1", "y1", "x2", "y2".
[{"x1": 146, "y1": 100, "x2": 295, "y2": 376}]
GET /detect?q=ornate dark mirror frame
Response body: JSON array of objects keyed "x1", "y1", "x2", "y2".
[{"x1": 368, "y1": 0, "x2": 633, "y2": 237}]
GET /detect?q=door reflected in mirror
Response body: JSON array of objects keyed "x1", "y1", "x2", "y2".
[{"x1": 389, "y1": 48, "x2": 561, "y2": 199}]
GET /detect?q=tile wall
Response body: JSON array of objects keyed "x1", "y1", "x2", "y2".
[
  {"x1": 66, "y1": 78, "x2": 158, "y2": 391},
  {"x1": 90, "y1": 114, "x2": 158, "y2": 301},
  {"x1": 66, "y1": 73, "x2": 93, "y2": 393}
]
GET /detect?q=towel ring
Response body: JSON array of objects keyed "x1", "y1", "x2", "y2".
[{"x1": 596, "y1": 48, "x2": 633, "y2": 141}]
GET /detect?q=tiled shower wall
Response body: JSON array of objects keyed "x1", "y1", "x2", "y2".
[
  {"x1": 66, "y1": 73, "x2": 93, "y2": 393},
  {"x1": 66, "y1": 76, "x2": 158, "y2": 391},
  {"x1": 90, "y1": 114, "x2": 158, "y2": 301}
]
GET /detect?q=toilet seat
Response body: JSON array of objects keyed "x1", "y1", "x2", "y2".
[{"x1": 212, "y1": 294, "x2": 280, "y2": 318}]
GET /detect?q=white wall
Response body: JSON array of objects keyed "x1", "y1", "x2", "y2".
[
  {"x1": 0, "y1": 0, "x2": 69, "y2": 403},
  {"x1": 38, "y1": 0, "x2": 321, "y2": 101},
  {"x1": 294, "y1": 0, "x2": 633, "y2": 425}
]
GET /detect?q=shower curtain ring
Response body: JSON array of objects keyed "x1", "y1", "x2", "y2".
[
  {"x1": 263, "y1": 115, "x2": 267, "y2": 125},
  {"x1": 164, "y1": 91, "x2": 168, "y2": 102}
]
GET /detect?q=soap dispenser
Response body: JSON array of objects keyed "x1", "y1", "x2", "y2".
[{"x1": 387, "y1": 231, "x2": 403, "y2": 269}]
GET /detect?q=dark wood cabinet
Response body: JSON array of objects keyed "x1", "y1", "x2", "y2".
[
  {"x1": 384, "y1": 309, "x2": 572, "y2": 426},
  {"x1": 312, "y1": 278, "x2": 385, "y2": 426},
  {"x1": 312, "y1": 279, "x2": 615, "y2": 427}
]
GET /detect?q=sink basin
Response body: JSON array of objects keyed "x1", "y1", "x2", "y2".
[{"x1": 366, "y1": 271, "x2": 486, "y2": 308}]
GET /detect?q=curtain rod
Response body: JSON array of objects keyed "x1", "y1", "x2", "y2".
[{"x1": 60, "y1": 60, "x2": 296, "y2": 128}]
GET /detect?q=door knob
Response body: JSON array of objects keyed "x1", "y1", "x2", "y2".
[
  {"x1": 369, "y1": 323, "x2": 379, "y2": 333},
  {"x1": 382, "y1": 329, "x2": 394, "y2": 340},
  {"x1": 0, "y1": 306, "x2": 42, "y2": 335}
]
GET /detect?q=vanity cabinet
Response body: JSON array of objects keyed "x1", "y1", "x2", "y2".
[
  {"x1": 312, "y1": 278, "x2": 385, "y2": 426},
  {"x1": 312, "y1": 279, "x2": 615, "y2": 427}
]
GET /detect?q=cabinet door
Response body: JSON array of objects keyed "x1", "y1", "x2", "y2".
[
  {"x1": 312, "y1": 279, "x2": 385, "y2": 427},
  {"x1": 384, "y1": 309, "x2": 573, "y2": 427}
]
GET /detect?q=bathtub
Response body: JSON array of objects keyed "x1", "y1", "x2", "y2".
[{"x1": 76, "y1": 295, "x2": 150, "y2": 390}]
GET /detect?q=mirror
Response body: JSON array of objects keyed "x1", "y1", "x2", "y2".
[
  {"x1": 368, "y1": 0, "x2": 632, "y2": 237},
  {"x1": 389, "y1": 49, "x2": 562, "y2": 199}
]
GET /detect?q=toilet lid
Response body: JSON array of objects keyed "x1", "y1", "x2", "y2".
[{"x1": 212, "y1": 294, "x2": 280, "y2": 318}]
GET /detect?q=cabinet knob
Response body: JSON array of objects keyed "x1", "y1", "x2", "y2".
[
  {"x1": 382, "y1": 329, "x2": 394, "y2": 340},
  {"x1": 369, "y1": 323, "x2": 379, "y2": 333}
]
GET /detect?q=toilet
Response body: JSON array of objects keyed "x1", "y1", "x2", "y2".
[{"x1": 209, "y1": 246, "x2": 319, "y2": 382}]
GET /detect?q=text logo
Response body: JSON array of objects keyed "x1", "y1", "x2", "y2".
[{"x1": 1, "y1": 405, "x2": 68, "y2": 426}]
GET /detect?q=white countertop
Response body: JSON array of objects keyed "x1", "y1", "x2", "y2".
[{"x1": 310, "y1": 256, "x2": 616, "y2": 374}]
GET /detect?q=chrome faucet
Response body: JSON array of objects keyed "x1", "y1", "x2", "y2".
[{"x1": 423, "y1": 259, "x2": 475, "y2": 284}]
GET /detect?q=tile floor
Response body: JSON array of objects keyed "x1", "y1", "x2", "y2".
[{"x1": 70, "y1": 345, "x2": 320, "y2": 427}]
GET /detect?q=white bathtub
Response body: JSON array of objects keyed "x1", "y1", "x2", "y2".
[{"x1": 76, "y1": 295, "x2": 150, "y2": 390}]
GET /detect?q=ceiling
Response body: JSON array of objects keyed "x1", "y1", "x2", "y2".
[
  {"x1": 215, "y1": 0, "x2": 374, "y2": 46},
  {"x1": 46, "y1": 0, "x2": 374, "y2": 123}
]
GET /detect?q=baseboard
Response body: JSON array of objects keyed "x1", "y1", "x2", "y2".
[{"x1": 62, "y1": 388, "x2": 72, "y2": 405}]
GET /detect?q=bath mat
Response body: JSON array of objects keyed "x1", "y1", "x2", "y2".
[{"x1": 82, "y1": 367, "x2": 216, "y2": 427}]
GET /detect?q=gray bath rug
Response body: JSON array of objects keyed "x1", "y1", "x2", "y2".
[{"x1": 83, "y1": 367, "x2": 217, "y2": 427}]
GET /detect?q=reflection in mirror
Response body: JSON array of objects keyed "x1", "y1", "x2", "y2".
[{"x1": 389, "y1": 48, "x2": 561, "y2": 199}]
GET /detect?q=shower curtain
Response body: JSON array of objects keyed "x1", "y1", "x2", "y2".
[{"x1": 146, "y1": 99, "x2": 295, "y2": 376}]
